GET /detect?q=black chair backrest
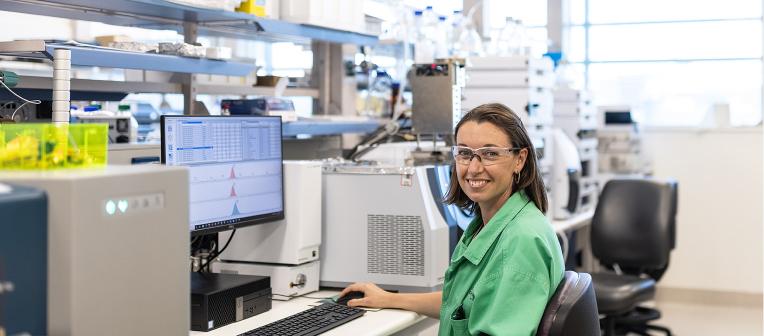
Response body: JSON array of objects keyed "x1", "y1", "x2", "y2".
[
  {"x1": 591, "y1": 179, "x2": 678, "y2": 270},
  {"x1": 537, "y1": 271, "x2": 600, "y2": 336}
]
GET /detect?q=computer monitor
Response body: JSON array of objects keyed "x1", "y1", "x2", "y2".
[{"x1": 160, "y1": 115, "x2": 284, "y2": 236}]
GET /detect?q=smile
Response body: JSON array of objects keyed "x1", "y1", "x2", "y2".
[{"x1": 467, "y1": 179, "x2": 489, "y2": 188}]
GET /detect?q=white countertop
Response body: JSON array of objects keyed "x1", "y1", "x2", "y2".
[
  {"x1": 552, "y1": 209, "x2": 595, "y2": 233},
  {"x1": 189, "y1": 290, "x2": 432, "y2": 336}
]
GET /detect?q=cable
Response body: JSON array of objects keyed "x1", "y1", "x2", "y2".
[
  {"x1": 0, "y1": 78, "x2": 38, "y2": 104},
  {"x1": 198, "y1": 229, "x2": 236, "y2": 273},
  {"x1": 301, "y1": 294, "x2": 335, "y2": 300},
  {"x1": 10, "y1": 101, "x2": 32, "y2": 121},
  {"x1": 0, "y1": 78, "x2": 41, "y2": 121},
  {"x1": 201, "y1": 240, "x2": 216, "y2": 273},
  {"x1": 190, "y1": 235, "x2": 211, "y2": 272},
  {"x1": 346, "y1": 120, "x2": 401, "y2": 161}
]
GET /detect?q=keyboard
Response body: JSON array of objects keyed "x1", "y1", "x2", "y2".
[{"x1": 239, "y1": 302, "x2": 366, "y2": 336}]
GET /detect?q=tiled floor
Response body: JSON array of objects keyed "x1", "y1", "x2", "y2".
[{"x1": 644, "y1": 299, "x2": 762, "y2": 336}]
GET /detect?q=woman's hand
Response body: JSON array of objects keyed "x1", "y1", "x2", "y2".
[{"x1": 338, "y1": 282, "x2": 396, "y2": 309}]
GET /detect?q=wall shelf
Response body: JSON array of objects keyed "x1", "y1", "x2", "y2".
[
  {"x1": 0, "y1": 0, "x2": 378, "y2": 45},
  {"x1": 13, "y1": 76, "x2": 319, "y2": 98},
  {"x1": 0, "y1": 40, "x2": 254, "y2": 76},
  {"x1": 0, "y1": 1, "x2": 373, "y2": 125},
  {"x1": 15, "y1": 76, "x2": 180, "y2": 94},
  {"x1": 283, "y1": 118, "x2": 381, "y2": 137},
  {"x1": 196, "y1": 84, "x2": 319, "y2": 98}
]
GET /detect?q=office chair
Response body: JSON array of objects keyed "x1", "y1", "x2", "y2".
[
  {"x1": 590, "y1": 179, "x2": 678, "y2": 336},
  {"x1": 536, "y1": 271, "x2": 601, "y2": 336}
]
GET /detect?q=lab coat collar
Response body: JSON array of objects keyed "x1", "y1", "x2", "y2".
[{"x1": 454, "y1": 189, "x2": 532, "y2": 266}]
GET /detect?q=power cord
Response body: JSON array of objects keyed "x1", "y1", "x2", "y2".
[
  {"x1": 0, "y1": 78, "x2": 41, "y2": 121},
  {"x1": 198, "y1": 229, "x2": 236, "y2": 273}
]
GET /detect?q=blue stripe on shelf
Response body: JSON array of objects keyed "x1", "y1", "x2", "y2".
[{"x1": 45, "y1": 44, "x2": 253, "y2": 76}]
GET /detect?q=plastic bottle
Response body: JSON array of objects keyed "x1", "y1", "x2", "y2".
[
  {"x1": 412, "y1": 10, "x2": 424, "y2": 37},
  {"x1": 414, "y1": 9, "x2": 435, "y2": 63},
  {"x1": 422, "y1": 6, "x2": 438, "y2": 29},
  {"x1": 370, "y1": 70, "x2": 392, "y2": 118},
  {"x1": 457, "y1": 18, "x2": 484, "y2": 57},
  {"x1": 434, "y1": 16, "x2": 449, "y2": 59},
  {"x1": 514, "y1": 19, "x2": 529, "y2": 56},
  {"x1": 449, "y1": 10, "x2": 464, "y2": 56},
  {"x1": 84, "y1": 105, "x2": 100, "y2": 114},
  {"x1": 69, "y1": 105, "x2": 79, "y2": 122},
  {"x1": 493, "y1": 17, "x2": 516, "y2": 56}
]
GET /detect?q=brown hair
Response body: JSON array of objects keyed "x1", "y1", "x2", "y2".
[{"x1": 444, "y1": 103, "x2": 548, "y2": 214}]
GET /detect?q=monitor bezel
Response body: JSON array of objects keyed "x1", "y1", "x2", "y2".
[{"x1": 160, "y1": 114, "x2": 285, "y2": 236}]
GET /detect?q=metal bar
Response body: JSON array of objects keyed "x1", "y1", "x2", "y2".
[
  {"x1": 311, "y1": 41, "x2": 331, "y2": 115},
  {"x1": 182, "y1": 74, "x2": 197, "y2": 115},
  {"x1": 196, "y1": 84, "x2": 319, "y2": 98},
  {"x1": 572, "y1": 57, "x2": 761, "y2": 64},
  {"x1": 15, "y1": 76, "x2": 181, "y2": 93},
  {"x1": 0, "y1": 0, "x2": 187, "y2": 26},
  {"x1": 199, "y1": 19, "x2": 260, "y2": 28},
  {"x1": 282, "y1": 119, "x2": 381, "y2": 137},
  {"x1": 184, "y1": 22, "x2": 199, "y2": 44},
  {"x1": 547, "y1": 0, "x2": 565, "y2": 53},
  {"x1": 182, "y1": 21, "x2": 199, "y2": 115},
  {"x1": 256, "y1": 19, "x2": 377, "y2": 46},
  {"x1": 584, "y1": 0, "x2": 590, "y2": 89},
  {"x1": 567, "y1": 17, "x2": 763, "y2": 27}
]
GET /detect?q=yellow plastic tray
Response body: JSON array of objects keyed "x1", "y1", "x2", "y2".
[{"x1": 0, "y1": 123, "x2": 108, "y2": 170}]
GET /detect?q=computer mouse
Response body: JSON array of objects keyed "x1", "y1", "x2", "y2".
[{"x1": 336, "y1": 291, "x2": 365, "y2": 306}]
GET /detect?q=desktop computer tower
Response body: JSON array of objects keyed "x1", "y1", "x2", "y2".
[
  {"x1": 320, "y1": 165, "x2": 450, "y2": 292},
  {"x1": 190, "y1": 272, "x2": 271, "y2": 332},
  {"x1": 0, "y1": 165, "x2": 190, "y2": 336}
]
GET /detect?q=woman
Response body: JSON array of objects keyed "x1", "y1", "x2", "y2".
[{"x1": 339, "y1": 103, "x2": 565, "y2": 335}]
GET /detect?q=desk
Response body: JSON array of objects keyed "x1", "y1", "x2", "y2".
[
  {"x1": 551, "y1": 209, "x2": 596, "y2": 271},
  {"x1": 551, "y1": 209, "x2": 594, "y2": 234},
  {"x1": 189, "y1": 290, "x2": 437, "y2": 336}
]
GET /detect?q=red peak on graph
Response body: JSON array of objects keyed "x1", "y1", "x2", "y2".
[
  {"x1": 229, "y1": 167, "x2": 236, "y2": 179},
  {"x1": 230, "y1": 184, "x2": 237, "y2": 197}
]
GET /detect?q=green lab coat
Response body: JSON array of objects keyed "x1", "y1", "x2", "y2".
[{"x1": 438, "y1": 190, "x2": 565, "y2": 336}]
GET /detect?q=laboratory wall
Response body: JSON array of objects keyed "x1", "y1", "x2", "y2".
[{"x1": 643, "y1": 127, "x2": 763, "y2": 295}]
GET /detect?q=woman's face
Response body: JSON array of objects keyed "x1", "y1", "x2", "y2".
[{"x1": 455, "y1": 121, "x2": 527, "y2": 210}]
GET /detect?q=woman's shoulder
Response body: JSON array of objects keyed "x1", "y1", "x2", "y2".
[{"x1": 501, "y1": 202, "x2": 554, "y2": 241}]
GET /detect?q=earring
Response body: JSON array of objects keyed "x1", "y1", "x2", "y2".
[{"x1": 515, "y1": 171, "x2": 521, "y2": 185}]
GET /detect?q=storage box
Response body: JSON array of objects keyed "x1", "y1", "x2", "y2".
[
  {"x1": 280, "y1": 0, "x2": 363, "y2": 33},
  {"x1": 255, "y1": 75, "x2": 286, "y2": 87},
  {"x1": 95, "y1": 35, "x2": 132, "y2": 46}
]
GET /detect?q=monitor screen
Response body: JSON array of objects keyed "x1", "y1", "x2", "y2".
[
  {"x1": 604, "y1": 111, "x2": 633, "y2": 125},
  {"x1": 160, "y1": 115, "x2": 284, "y2": 236}
]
